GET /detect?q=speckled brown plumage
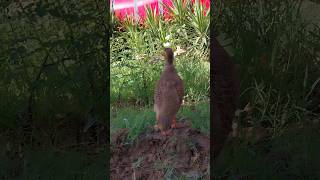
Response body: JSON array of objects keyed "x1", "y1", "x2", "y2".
[
  {"x1": 154, "y1": 48, "x2": 184, "y2": 136},
  {"x1": 212, "y1": 37, "x2": 240, "y2": 159}
]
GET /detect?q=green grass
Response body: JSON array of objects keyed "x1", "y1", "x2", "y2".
[
  {"x1": 178, "y1": 102, "x2": 210, "y2": 134},
  {"x1": 110, "y1": 101, "x2": 209, "y2": 142},
  {"x1": 110, "y1": 107, "x2": 155, "y2": 142}
]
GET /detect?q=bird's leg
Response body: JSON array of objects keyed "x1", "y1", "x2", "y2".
[
  {"x1": 154, "y1": 113, "x2": 161, "y2": 131},
  {"x1": 154, "y1": 124, "x2": 160, "y2": 131},
  {"x1": 171, "y1": 117, "x2": 184, "y2": 129}
]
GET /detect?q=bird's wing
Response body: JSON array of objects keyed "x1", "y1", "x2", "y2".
[
  {"x1": 154, "y1": 80, "x2": 162, "y2": 110},
  {"x1": 175, "y1": 75, "x2": 184, "y2": 104}
]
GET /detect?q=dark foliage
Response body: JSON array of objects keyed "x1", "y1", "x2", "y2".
[{"x1": 0, "y1": 0, "x2": 109, "y2": 179}]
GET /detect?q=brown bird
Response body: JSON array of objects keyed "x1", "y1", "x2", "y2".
[
  {"x1": 212, "y1": 37, "x2": 240, "y2": 159},
  {"x1": 154, "y1": 48, "x2": 184, "y2": 136}
]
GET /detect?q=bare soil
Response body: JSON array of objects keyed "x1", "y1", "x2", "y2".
[{"x1": 110, "y1": 121, "x2": 210, "y2": 180}]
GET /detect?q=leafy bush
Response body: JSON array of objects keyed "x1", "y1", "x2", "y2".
[
  {"x1": 214, "y1": 0, "x2": 320, "y2": 178},
  {"x1": 0, "y1": 1, "x2": 107, "y2": 128},
  {"x1": 111, "y1": 0, "x2": 210, "y2": 106},
  {"x1": 214, "y1": 0, "x2": 320, "y2": 131}
]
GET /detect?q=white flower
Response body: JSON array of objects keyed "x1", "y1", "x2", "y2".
[
  {"x1": 163, "y1": 42, "x2": 171, "y2": 48},
  {"x1": 174, "y1": 46, "x2": 186, "y2": 56},
  {"x1": 165, "y1": 34, "x2": 171, "y2": 41}
]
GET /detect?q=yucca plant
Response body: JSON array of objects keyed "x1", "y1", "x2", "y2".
[
  {"x1": 144, "y1": 5, "x2": 168, "y2": 43},
  {"x1": 189, "y1": 0, "x2": 210, "y2": 36},
  {"x1": 145, "y1": 5, "x2": 159, "y2": 31},
  {"x1": 162, "y1": 0, "x2": 191, "y2": 25},
  {"x1": 188, "y1": 0, "x2": 210, "y2": 50},
  {"x1": 123, "y1": 14, "x2": 137, "y2": 34},
  {"x1": 122, "y1": 15, "x2": 145, "y2": 54}
]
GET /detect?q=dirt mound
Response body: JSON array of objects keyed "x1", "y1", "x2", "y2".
[{"x1": 111, "y1": 122, "x2": 210, "y2": 180}]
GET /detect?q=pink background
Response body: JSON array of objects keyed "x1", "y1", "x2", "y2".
[{"x1": 112, "y1": 0, "x2": 210, "y2": 22}]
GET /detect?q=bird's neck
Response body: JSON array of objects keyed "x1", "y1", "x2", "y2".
[{"x1": 165, "y1": 62, "x2": 175, "y2": 70}]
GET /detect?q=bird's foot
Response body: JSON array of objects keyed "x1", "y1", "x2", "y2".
[
  {"x1": 161, "y1": 129, "x2": 172, "y2": 136},
  {"x1": 171, "y1": 122, "x2": 185, "y2": 129},
  {"x1": 154, "y1": 124, "x2": 160, "y2": 131}
]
